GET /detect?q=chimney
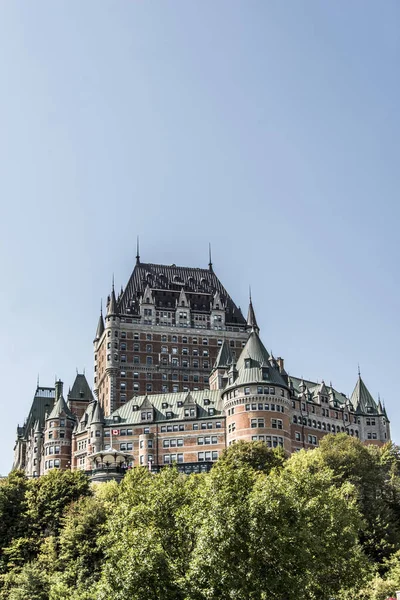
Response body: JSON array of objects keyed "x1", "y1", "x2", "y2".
[
  {"x1": 55, "y1": 379, "x2": 63, "y2": 401},
  {"x1": 277, "y1": 357, "x2": 285, "y2": 372}
]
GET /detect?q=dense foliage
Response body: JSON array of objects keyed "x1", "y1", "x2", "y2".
[{"x1": 2, "y1": 436, "x2": 400, "y2": 599}]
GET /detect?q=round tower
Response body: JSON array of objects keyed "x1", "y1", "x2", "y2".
[{"x1": 223, "y1": 303, "x2": 291, "y2": 454}]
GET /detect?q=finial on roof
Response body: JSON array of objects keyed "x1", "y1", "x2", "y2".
[
  {"x1": 246, "y1": 292, "x2": 259, "y2": 333},
  {"x1": 112, "y1": 274, "x2": 115, "y2": 291},
  {"x1": 358, "y1": 364, "x2": 361, "y2": 378},
  {"x1": 100, "y1": 298, "x2": 103, "y2": 315},
  {"x1": 37, "y1": 374, "x2": 39, "y2": 388},
  {"x1": 136, "y1": 236, "x2": 140, "y2": 265},
  {"x1": 208, "y1": 243, "x2": 213, "y2": 272}
]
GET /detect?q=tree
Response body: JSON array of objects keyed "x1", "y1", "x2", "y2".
[
  {"x1": 0, "y1": 471, "x2": 29, "y2": 572},
  {"x1": 248, "y1": 449, "x2": 369, "y2": 600},
  {"x1": 187, "y1": 462, "x2": 258, "y2": 599},
  {"x1": 217, "y1": 440, "x2": 286, "y2": 474},
  {"x1": 25, "y1": 469, "x2": 91, "y2": 538},
  {"x1": 97, "y1": 467, "x2": 202, "y2": 600},
  {"x1": 317, "y1": 435, "x2": 400, "y2": 564}
]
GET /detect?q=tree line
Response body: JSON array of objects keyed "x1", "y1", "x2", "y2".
[{"x1": 2, "y1": 434, "x2": 400, "y2": 599}]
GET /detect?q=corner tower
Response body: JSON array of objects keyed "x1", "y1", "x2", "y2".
[{"x1": 222, "y1": 301, "x2": 291, "y2": 453}]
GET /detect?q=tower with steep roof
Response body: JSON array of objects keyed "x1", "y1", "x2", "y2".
[
  {"x1": 93, "y1": 256, "x2": 249, "y2": 416},
  {"x1": 221, "y1": 312, "x2": 292, "y2": 453},
  {"x1": 43, "y1": 380, "x2": 76, "y2": 474}
]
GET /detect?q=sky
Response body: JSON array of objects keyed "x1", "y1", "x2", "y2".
[{"x1": 0, "y1": 1, "x2": 399, "y2": 475}]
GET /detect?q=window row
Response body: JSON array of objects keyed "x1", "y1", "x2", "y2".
[
  {"x1": 47, "y1": 431, "x2": 66, "y2": 440},
  {"x1": 45, "y1": 446, "x2": 61, "y2": 455},
  {"x1": 197, "y1": 436, "x2": 219, "y2": 445},
  {"x1": 164, "y1": 454, "x2": 184, "y2": 464},
  {"x1": 161, "y1": 424, "x2": 185, "y2": 432},
  {"x1": 198, "y1": 451, "x2": 219, "y2": 462},
  {"x1": 119, "y1": 442, "x2": 133, "y2": 450},
  {"x1": 163, "y1": 438, "x2": 184, "y2": 448},
  {"x1": 245, "y1": 403, "x2": 284, "y2": 413},
  {"x1": 45, "y1": 459, "x2": 60, "y2": 469},
  {"x1": 250, "y1": 435, "x2": 284, "y2": 448}
]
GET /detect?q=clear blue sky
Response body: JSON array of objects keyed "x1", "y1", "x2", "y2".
[{"x1": 1, "y1": 1, "x2": 399, "y2": 474}]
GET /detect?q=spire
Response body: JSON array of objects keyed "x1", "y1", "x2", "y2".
[
  {"x1": 107, "y1": 279, "x2": 119, "y2": 316},
  {"x1": 208, "y1": 243, "x2": 213, "y2": 272},
  {"x1": 94, "y1": 303, "x2": 105, "y2": 341},
  {"x1": 246, "y1": 290, "x2": 259, "y2": 333},
  {"x1": 136, "y1": 236, "x2": 140, "y2": 265}
]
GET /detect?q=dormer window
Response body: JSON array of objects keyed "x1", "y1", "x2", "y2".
[
  {"x1": 245, "y1": 359, "x2": 251, "y2": 369},
  {"x1": 262, "y1": 368, "x2": 269, "y2": 380},
  {"x1": 162, "y1": 402, "x2": 168, "y2": 409},
  {"x1": 184, "y1": 408, "x2": 196, "y2": 418}
]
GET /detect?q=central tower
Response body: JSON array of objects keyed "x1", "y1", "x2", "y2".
[{"x1": 93, "y1": 256, "x2": 249, "y2": 416}]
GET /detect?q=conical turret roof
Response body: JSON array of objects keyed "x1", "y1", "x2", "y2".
[
  {"x1": 48, "y1": 393, "x2": 74, "y2": 420},
  {"x1": 212, "y1": 340, "x2": 233, "y2": 371},
  {"x1": 91, "y1": 401, "x2": 104, "y2": 424},
  {"x1": 107, "y1": 283, "x2": 119, "y2": 316},
  {"x1": 246, "y1": 298, "x2": 259, "y2": 333},
  {"x1": 233, "y1": 329, "x2": 287, "y2": 388},
  {"x1": 350, "y1": 375, "x2": 378, "y2": 415},
  {"x1": 94, "y1": 311, "x2": 105, "y2": 341}
]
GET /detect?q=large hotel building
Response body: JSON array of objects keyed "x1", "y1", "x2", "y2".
[{"x1": 13, "y1": 254, "x2": 390, "y2": 481}]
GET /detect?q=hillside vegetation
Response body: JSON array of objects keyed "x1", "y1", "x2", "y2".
[{"x1": 2, "y1": 435, "x2": 400, "y2": 600}]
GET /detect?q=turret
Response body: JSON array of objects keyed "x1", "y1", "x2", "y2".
[{"x1": 246, "y1": 294, "x2": 259, "y2": 334}]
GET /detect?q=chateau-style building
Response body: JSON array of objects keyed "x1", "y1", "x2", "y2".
[{"x1": 13, "y1": 255, "x2": 390, "y2": 479}]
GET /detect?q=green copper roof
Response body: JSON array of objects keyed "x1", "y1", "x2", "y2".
[
  {"x1": 236, "y1": 330, "x2": 271, "y2": 370},
  {"x1": 246, "y1": 299, "x2": 259, "y2": 332},
  {"x1": 109, "y1": 389, "x2": 222, "y2": 425},
  {"x1": 212, "y1": 340, "x2": 233, "y2": 371},
  {"x1": 350, "y1": 376, "x2": 379, "y2": 415},
  {"x1": 48, "y1": 394, "x2": 74, "y2": 420},
  {"x1": 224, "y1": 329, "x2": 288, "y2": 390}
]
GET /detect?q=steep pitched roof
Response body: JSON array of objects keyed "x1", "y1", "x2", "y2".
[
  {"x1": 94, "y1": 311, "x2": 105, "y2": 341},
  {"x1": 107, "y1": 285, "x2": 119, "y2": 316},
  {"x1": 68, "y1": 374, "x2": 93, "y2": 403},
  {"x1": 48, "y1": 394, "x2": 74, "y2": 420},
  {"x1": 233, "y1": 330, "x2": 288, "y2": 388},
  {"x1": 350, "y1": 376, "x2": 379, "y2": 415},
  {"x1": 247, "y1": 299, "x2": 259, "y2": 332},
  {"x1": 236, "y1": 330, "x2": 270, "y2": 371},
  {"x1": 117, "y1": 262, "x2": 246, "y2": 326},
  {"x1": 212, "y1": 340, "x2": 233, "y2": 371},
  {"x1": 22, "y1": 386, "x2": 56, "y2": 439},
  {"x1": 90, "y1": 401, "x2": 104, "y2": 424}
]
